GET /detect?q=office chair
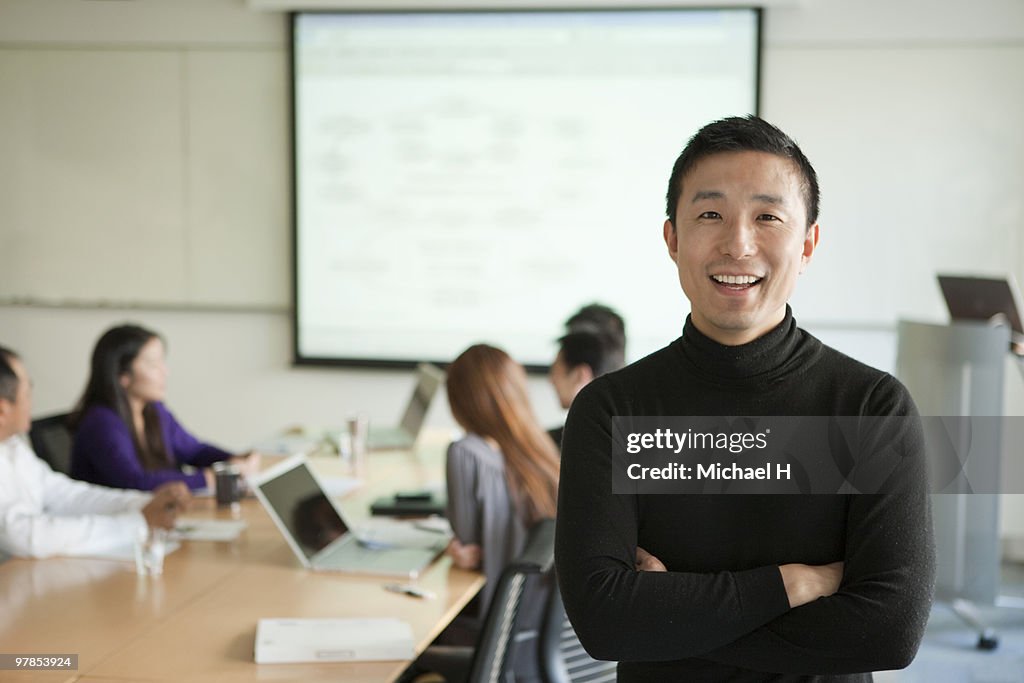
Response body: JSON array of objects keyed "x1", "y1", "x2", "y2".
[
  {"x1": 538, "y1": 584, "x2": 617, "y2": 683},
  {"x1": 411, "y1": 518, "x2": 555, "y2": 683},
  {"x1": 29, "y1": 412, "x2": 74, "y2": 475}
]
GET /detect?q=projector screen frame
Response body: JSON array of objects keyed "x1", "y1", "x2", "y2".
[{"x1": 289, "y1": 6, "x2": 763, "y2": 372}]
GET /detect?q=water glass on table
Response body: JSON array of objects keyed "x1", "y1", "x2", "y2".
[
  {"x1": 344, "y1": 415, "x2": 369, "y2": 477},
  {"x1": 134, "y1": 526, "x2": 168, "y2": 577}
]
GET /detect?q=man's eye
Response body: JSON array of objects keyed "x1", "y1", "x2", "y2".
[
  {"x1": 757, "y1": 214, "x2": 780, "y2": 222},
  {"x1": 698, "y1": 211, "x2": 721, "y2": 220}
]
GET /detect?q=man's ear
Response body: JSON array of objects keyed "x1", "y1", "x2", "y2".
[
  {"x1": 664, "y1": 219, "x2": 679, "y2": 261},
  {"x1": 0, "y1": 398, "x2": 10, "y2": 424},
  {"x1": 571, "y1": 363, "x2": 595, "y2": 389},
  {"x1": 800, "y1": 222, "x2": 820, "y2": 273}
]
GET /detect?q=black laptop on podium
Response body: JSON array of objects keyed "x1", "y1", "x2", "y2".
[{"x1": 938, "y1": 274, "x2": 1024, "y2": 350}]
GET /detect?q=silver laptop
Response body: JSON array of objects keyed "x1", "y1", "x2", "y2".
[
  {"x1": 367, "y1": 363, "x2": 446, "y2": 451},
  {"x1": 938, "y1": 274, "x2": 1024, "y2": 347},
  {"x1": 251, "y1": 455, "x2": 448, "y2": 577}
]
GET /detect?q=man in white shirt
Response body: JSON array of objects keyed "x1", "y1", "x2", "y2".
[{"x1": 0, "y1": 345, "x2": 189, "y2": 558}]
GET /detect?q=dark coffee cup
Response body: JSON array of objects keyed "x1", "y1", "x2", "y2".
[{"x1": 213, "y1": 462, "x2": 242, "y2": 508}]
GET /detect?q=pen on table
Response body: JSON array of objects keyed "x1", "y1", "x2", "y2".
[
  {"x1": 413, "y1": 522, "x2": 451, "y2": 534},
  {"x1": 383, "y1": 583, "x2": 435, "y2": 600}
]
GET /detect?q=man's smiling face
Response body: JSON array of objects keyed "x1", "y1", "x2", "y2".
[{"x1": 664, "y1": 150, "x2": 819, "y2": 346}]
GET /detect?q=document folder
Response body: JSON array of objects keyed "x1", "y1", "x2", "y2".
[{"x1": 254, "y1": 617, "x2": 414, "y2": 663}]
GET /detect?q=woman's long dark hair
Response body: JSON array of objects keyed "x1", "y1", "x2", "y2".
[
  {"x1": 446, "y1": 344, "x2": 559, "y2": 525},
  {"x1": 69, "y1": 324, "x2": 172, "y2": 471}
]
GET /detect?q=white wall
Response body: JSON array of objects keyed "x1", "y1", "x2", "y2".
[
  {"x1": 2, "y1": 0, "x2": 1024, "y2": 533},
  {"x1": 0, "y1": 0, "x2": 289, "y2": 309}
]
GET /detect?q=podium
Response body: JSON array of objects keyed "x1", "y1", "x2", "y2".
[{"x1": 896, "y1": 320, "x2": 1011, "y2": 648}]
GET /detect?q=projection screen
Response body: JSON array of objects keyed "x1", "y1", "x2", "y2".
[{"x1": 292, "y1": 8, "x2": 760, "y2": 368}]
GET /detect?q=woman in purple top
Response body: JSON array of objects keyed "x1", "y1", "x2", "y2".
[{"x1": 69, "y1": 324, "x2": 260, "y2": 491}]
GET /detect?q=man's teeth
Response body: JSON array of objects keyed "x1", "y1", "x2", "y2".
[{"x1": 712, "y1": 275, "x2": 760, "y2": 285}]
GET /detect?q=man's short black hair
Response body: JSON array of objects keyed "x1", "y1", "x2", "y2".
[
  {"x1": 557, "y1": 331, "x2": 617, "y2": 379},
  {"x1": 0, "y1": 346, "x2": 20, "y2": 403},
  {"x1": 665, "y1": 115, "x2": 820, "y2": 229},
  {"x1": 564, "y1": 303, "x2": 626, "y2": 372}
]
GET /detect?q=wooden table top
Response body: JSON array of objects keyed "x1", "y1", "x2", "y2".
[{"x1": 1, "y1": 445, "x2": 482, "y2": 683}]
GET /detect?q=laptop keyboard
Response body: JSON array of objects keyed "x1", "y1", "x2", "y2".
[
  {"x1": 315, "y1": 536, "x2": 438, "y2": 573},
  {"x1": 358, "y1": 520, "x2": 451, "y2": 551}
]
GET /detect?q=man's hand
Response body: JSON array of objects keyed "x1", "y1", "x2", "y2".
[
  {"x1": 142, "y1": 482, "x2": 191, "y2": 529},
  {"x1": 779, "y1": 561, "x2": 844, "y2": 608},
  {"x1": 446, "y1": 539, "x2": 482, "y2": 570},
  {"x1": 635, "y1": 549, "x2": 841, "y2": 608},
  {"x1": 635, "y1": 546, "x2": 667, "y2": 572}
]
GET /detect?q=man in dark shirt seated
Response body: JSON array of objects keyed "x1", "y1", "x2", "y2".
[
  {"x1": 555, "y1": 116, "x2": 935, "y2": 681},
  {"x1": 548, "y1": 304, "x2": 626, "y2": 448},
  {"x1": 564, "y1": 303, "x2": 626, "y2": 370}
]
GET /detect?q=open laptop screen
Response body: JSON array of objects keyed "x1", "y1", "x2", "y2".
[
  {"x1": 938, "y1": 275, "x2": 1024, "y2": 339},
  {"x1": 258, "y1": 463, "x2": 350, "y2": 559},
  {"x1": 398, "y1": 364, "x2": 444, "y2": 436}
]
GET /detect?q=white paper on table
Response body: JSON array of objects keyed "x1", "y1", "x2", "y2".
[
  {"x1": 174, "y1": 518, "x2": 248, "y2": 542},
  {"x1": 254, "y1": 617, "x2": 414, "y2": 663},
  {"x1": 320, "y1": 476, "x2": 362, "y2": 498}
]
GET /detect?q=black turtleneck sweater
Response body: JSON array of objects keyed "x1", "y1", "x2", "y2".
[{"x1": 555, "y1": 309, "x2": 935, "y2": 682}]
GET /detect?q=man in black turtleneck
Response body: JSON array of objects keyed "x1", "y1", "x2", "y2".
[{"x1": 555, "y1": 116, "x2": 935, "y2": 682}]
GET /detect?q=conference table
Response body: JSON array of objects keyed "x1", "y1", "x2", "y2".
[{"x1": 0, "y1": 438, "x2": 483, "y2": 683}]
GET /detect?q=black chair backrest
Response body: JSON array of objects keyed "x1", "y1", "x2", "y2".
[
  {"x1": 29, "y1": 412, "x2": 73, "y2": 475},
  {"x1": 467, "y1": 518, "x2": 555, "y2": 683},
  {"x1": 539, "y1": 582, "x2": 617, "y2": 683}
]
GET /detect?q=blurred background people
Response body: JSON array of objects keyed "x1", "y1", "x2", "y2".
[
  {"x1": 564, "y1": 303, "x2": 626, "y2": 369},
  {"x1": 548, "y1": 303, "x2": 627, "y2": 447},
  {"x1": 445, "y1": 344, "x2": 560, "y2": 616},
  {"x1": 69, "y1": 324, "x2": 259, "y2": 492},
  {"x1": 0, "y1": 345, "x2": 188, "y2": 559}
]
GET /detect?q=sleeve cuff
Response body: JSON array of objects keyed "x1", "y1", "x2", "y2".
[{"x1": 734, "y1": 564, "x2": 790, "y2": 624}]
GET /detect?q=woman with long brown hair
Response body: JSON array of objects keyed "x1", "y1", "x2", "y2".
[{"x1": 444, "y1": 343, "x2": 560, "y2": 613}]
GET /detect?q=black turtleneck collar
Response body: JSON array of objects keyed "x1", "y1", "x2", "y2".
[{"x1": 676, "y1": 305, "x2": 817, "y2": 383}]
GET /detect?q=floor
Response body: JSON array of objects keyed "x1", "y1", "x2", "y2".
[{"x1": 877, "y1": 563, "x2": 1024, "y2": 683}]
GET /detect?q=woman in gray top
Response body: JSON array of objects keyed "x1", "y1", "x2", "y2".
[{"x1": 444, "y1": 344, "x2": 560, "y2": 613}]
